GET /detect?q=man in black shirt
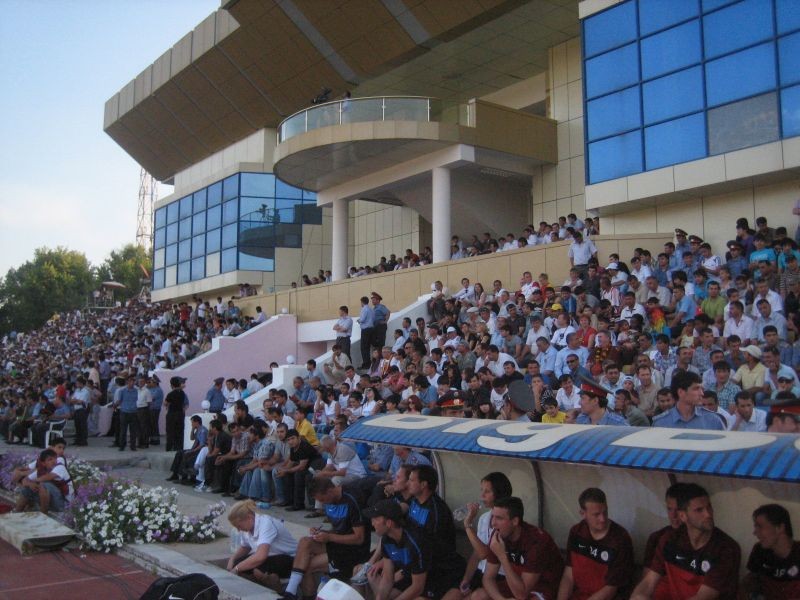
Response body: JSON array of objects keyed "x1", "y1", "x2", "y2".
[
  {"x1": 163, "y1": 376, "x2": 188, "y2": 451},
  {"x1": 279, "y1": 478, "x2": 370, "y2": 600},
  {"x1": 166, "y1": 415, "x2": 207, "y2": 484},
  {"x1": 275, "y1": 428, "x2": 324, "y2": 511},
  {"x1": 202, "y1": 419, "x2": 231, "y2": 492}
]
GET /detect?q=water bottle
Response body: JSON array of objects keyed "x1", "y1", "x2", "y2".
[
  {"x1": 229, "y1": 527, "x2": 240, "y2": 553},
  {"x1": 452, "y1": 501, "x2": 484, "y2": 522},
  {"x1": 256, "y1": 501, "x2": 271, "y2": 510},
  {"x1": 351, "y1": 562, "x2": 370, "y2": 585}
]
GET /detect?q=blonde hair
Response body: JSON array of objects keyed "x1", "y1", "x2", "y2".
[{"x1": 228, "y1": 499, "x2": 257, "y2": 526}]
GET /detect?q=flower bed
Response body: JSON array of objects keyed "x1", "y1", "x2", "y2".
[{"x1": 0, "y1": 452, "x2": 225, "y2": 552}]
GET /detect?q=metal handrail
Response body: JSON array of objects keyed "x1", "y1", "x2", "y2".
[{"x1": 277, "y1": 95, "x2": 469, "y2": 143}]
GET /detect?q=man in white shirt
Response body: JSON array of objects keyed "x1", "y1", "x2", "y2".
[
  {"x1": 618, "y1": 292, "x2": 647, "y2": 325},
  {"x1": 253, "y1": 306, "x2": 268, "y2": 324},
  {"x1": 729, "y1": 391, "x2": 767, "y2": 432},
  {"x1": 224, "y1": 378, "x2": 241, "y2": 408},
  {"x1": 247, "y1": 374, "x2": 265, "y2": 395},
  {"x1": 567, "y1": 232, "x2": 597, "y2": 278},
  {"x1": 643, "y1": 276, "x2": 671, "y2": 306},
  {"x1": 750, "y1": 278, "x2": 784, "y2": 317},
  {"x1": 452, "y1": 278, "x2": 476, "y2": 305},
  {"x1": 629, "y1": 255, "x2": 652, "y2": 283},
  {"x1": 227, "y1": 508, "x2": 298, "y2": 584},
  {"x1": 519, "y1": 271, "x2": 538, "y2": 299},
  {"x1": 723, "y1": 301, "x2": 755, "y2": 347},
  {"x1": 485, "y1": 345, "x2": 518, "y2": 378}
]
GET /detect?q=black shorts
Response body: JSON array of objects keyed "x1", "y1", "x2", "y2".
[
  {"x1": 395, "y1": 567, "x2": 463, "y2": 599},
  {"x1": 234, "y1": 553, "x2": 294, "y2": 578},
  {"x1": 326, "y1": 542, "x2": 370, "y2": 581}
]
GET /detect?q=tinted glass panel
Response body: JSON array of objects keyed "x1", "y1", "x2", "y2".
[
  {"x1": 585, "y1": 43, "x2": 640, "y2": 99},
  {"x1": 777, "y1": 0, "x2": 800, "y2": 34},
  {"x1": 587, "y1": 86, "x2": 641, "y2": 141},
  {"x1": 207, "y1": 181, "x2": 222, "y2": 206},
  {"x1": 178, "y1": 262, "x2": 190, "y2": 284},
  {"x1": 166, "y1": 223, "x2": 178, "y2": 245},
  {"x1": 191, "y1": 257, "x2": 205, "y2": 281},
  {"x1": 781, "y1": 85, "x2": 800, "y2": 137},
  {"x1": 166, "y1": 243, "x2": 177, "y2": 266},
  {"x1": 643, "y1": 67, "x2": 704, "y2": 124},
  {"x1": 153, "y1": 248, "x2": 165, "y2": 269},
  {"x1": 221, "y1": 248, "x2": 237, "y2": 273},
  {"x1": 298, "y1": 204, "x2": 323, "y2": 225},
  {"x1": 240, "y1": 197, "x2": 274, "y2": 220},
  {"x1": 154, "y1": 227, "x2": 165, "y2": 249},
  {"x1": 645, "y1": 113, "x2": 707, "y2": 169},
  {"x1": 275, "y1": 177, "x2": 303, "y2": 199},
  {"x1": 153, "y1": 269, "x2": 164, "y2": 290},
  {"x1": 207, "y1": 205, "x2": 221, "y2": 229},
  {"x1": 641, "y1": 20, "x2": 701, "y2": 80},
  {"x1": 206, "y1": 228, "x2": 221, "y2": 253},
  {"x1": 154, "y1": 208, "x2": 166, "y2": 229},
  {"x1": 167, "y1": 202, "x2": 179, "y2": 224},
  {"x1": 241, "y1": 173, "x2": 275, "y2": 197},
  {"x1": 705, "y1": 42, "x2": 776, "y2": 106},
  {"x1": 704, "y1": 0, "x2": 773, "y2": 59},
  {"x1": 239, "y1": 253, "x2": 274, "y2": 271},
  {"x1": 179, "y1": 195, "x2": 192, "y2": 218},
  {"x1": 222, "y1": 174, "x2": 239, "y2": 201},
  {"x1": 302, "y1": 190, "x2": 317, "y2": 202},
  {"x1": 584, "y1": 1, "x2": 638, "y2": 57},
  {"x1": 779, "y1": 32, "x2": 800, "y2": 86},
  {"x1": 223, "y1": 199, "x2": 238, "y2": 225},
  {"x1": 179, "y1": 217, "x2": 192, "y2": 240},
  {"x1": 165, "y1": 265, "x2": 177, "y2": 288},
  {"x1": 193, "y1": 189, "x2": 207, "y2": 213},
  {"x1": 708, "y1": 92, "x2": 779, "y2": 154},
  {"x1": 588, "y1": 130, "x2": 643, "y2": 183},
  {"x1": 192, "y1": 212, "x2": 205, "y2": 235},
  {"x1": 192, "y1": 234, "x2": 205, "y2": 259},
  {"x1": 639, "y1": 0, "x2": 698, "y2": 35},
  {"x1": 703, "y1": 0, "x2": 738, "y2": 10},
  {"x1": 206, "y1": 252, "x2": 220, "y2": 277},
  {"x1": 240, "y1": 222, "x2": 275, "y2": 249},
  {"x1": 222, "y1": 223, "x2": 237, "y2": 249},
  {"x1": 275, "y1": 199, "x2": 304, "y2": 224},
  {"x1": 178, "y1": 239, "x2": 191, "y2": 262}
]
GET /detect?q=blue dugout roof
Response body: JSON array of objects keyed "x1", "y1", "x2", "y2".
[{"x1": 342, "y1": 414, "x2": 800, "y2": 484}]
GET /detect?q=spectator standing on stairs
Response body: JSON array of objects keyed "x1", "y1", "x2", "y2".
[
  {"x1": 357, "y1": 296, "x2": 374, "y2": 370},
  {"x1": 370, "y1": 292, "x2": 390, "y2": 359}
]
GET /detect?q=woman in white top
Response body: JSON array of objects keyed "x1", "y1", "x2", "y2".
[
  {"x1": 360, "y1": 386, "x2": 379, "y2": 417},
  {"x1": 227, "y1": 500, "x2": 298, "y2": 590},
  {"x1": 457, "y1": 472, "x2": 513, "y2": 594}
]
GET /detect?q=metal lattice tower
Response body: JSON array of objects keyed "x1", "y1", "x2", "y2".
[{"x1": 136, "y1": 168, "x2": 158, "y2": 249}]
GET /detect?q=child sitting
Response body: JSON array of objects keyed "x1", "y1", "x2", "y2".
[{"x1": 541, "y1": 397, "x2": 567, "y2": 424}]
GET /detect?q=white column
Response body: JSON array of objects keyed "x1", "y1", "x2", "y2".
[
  {"x1": 431, "y1": 166, "x2": 451, "y2": 263},
  {"x1": 331, "y1": 197, "x2": 348, "y2": 281}
]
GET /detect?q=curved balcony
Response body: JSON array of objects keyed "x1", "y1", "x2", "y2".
[{"x1": 278, "y1": 96, "x2": 469, "y2": 144}]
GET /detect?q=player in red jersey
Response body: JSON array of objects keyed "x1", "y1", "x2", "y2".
[
  {"x1": 471, "y1": 496, "x2": 564, "y2": 600},
  {"x1": 556, "y1": 487, "x2": 634, "y2": 600},
  {"x1": 631, "y1": 483, "x2": 740, "y2": 600},
  {"x1": 742, "y1": 503, "x2": 800, "y2": 600}
]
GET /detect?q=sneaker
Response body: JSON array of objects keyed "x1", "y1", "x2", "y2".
[
  {"x1": 166, "y1": 475, "x2": 179, "y2": 482},
  {"x1": 195, "y1": 483, "x2": 207, "y2": 491}
]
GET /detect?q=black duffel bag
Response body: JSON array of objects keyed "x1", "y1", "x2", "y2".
[{"x1": 139, "y1": 573, "x2": 219, "y2": 600}]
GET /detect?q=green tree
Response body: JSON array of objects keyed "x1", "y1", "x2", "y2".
[
  {"x1": 96, "y1": 243, "x2": 151, "y2": 297},
  {"x1": 0, "y1": 247, "x2": 97, "y2": 334}
]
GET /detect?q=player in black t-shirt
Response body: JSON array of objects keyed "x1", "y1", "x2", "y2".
[
  {"x1": 276, "y1": 428, "x2": 324, "y2": 511},
  {"x1": 279, "y1": 478, "x2": 371, "y2": 600},
  {"x1": 743, "y1": 503, "x2": 800, "y2": 600}
]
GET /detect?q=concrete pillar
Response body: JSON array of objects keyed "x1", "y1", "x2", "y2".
[
  {"x1": 432, "y1": 167, "x2": 451, "y2": 263},
  {"x1": 331, "y1": 197, "x2": 348, "y2": 281}
]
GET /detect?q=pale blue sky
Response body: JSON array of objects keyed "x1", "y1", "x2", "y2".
[{"x1": 0, "y1": 0, "x2": 219, "y2": 274}]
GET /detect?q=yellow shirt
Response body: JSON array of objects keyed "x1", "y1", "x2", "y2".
[
  {"x1": 296, "y1": 418, "x2": 319, "y2": 446},
  {"x1": 542, "y1": 411, "x2": 567, "y2": 424},
  {"x1": 733, "y1": 362, "x2": 766, "y2": 390}
]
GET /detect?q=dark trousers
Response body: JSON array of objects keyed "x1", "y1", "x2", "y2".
[
  {"x1": 119, "y1": 411, "x2": 139, "y2": 450},
  {"x1": 359, "y1": 328, "x2": 373, "y2": 368},
  {"x1": 73, "y1": 408, "x2": 88, "y2": 445},
  {"x1": 371, "y1": 324, "x2": 388, "y2": 352},
  {"x1": 137, "y1": 408, "x2": 150, "y2": 447},
  {"x1": 286, "y1": 456, "x2": 325, "y2": 509},
  {"x1": 337, "y1": 336, "x2": 352, "y2": 361},
  {"x1": 149, "y1": 408, "x2": 160, "y2": 444},
  {"x1": 165, "y1": 411, "x2": 184, "y2": 451},
  {"x1": 170, "y1": 449, "x2": 199, "y2": 479}
]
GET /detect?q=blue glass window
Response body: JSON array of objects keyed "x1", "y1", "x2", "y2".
[
  {"x1": 206, "y1": 252, "x2": 220, "y2": 277},
  {"x1": 223, "y1": 199, "x2": 238, "y2": 225},
  {"x1": 240, "y1": 197, "x2": 274, "y2": 220},
  {"x1": 239, "y1": 253, "x2": 274, "y2": 271},
  {"x1": 303, "y1": 190, "x2": 317, "y2": 202},
  {"x1": 779, "y1": 32, "x2": 800, "y2": 86},
  {"x1": 706, "y1": 42, "x2": 776, "y2": 107},
  {"x1": 191, "y1": 257, "x2": 205, "y2": 281},
  {"x1": 585, "y1": 43, "x2": 639, "y2": 99},
  {"x1": 708, "y1": 92, "x2": 779, "y2": 154},
  {"x1": 165, "y1": 243, "x2": 177, "y2": 266},
  {"x1": 221, "y1": 248, "x2": 237, "y2": 273},
  {"x1": 153, "y1": 269, "x2": 164, "y2": 290},
  {"x1": 639, "y1": 0, "x2": 698, "y2": 35},
  {"x1": 206, "y1": 228, "x2": 221, "y2": 253},
  {"x1": 641, "y1": 20, "x2": 701, "y2": 80},
  {"x1": 154, "y1": 208, "x2": 166, "y2": 229},
  {"x1": 588, "y1": 131, "x2": 643, "y2": 183},
  {"x1": 275, "y1": 199, "x2": 305, "y2": 224},
  {"x1": 777, "y1": 0, "x2": 800, "y2": 34},
  {"x1": 781, "y1": 85, "x2": 800, "y2": 137},
  {"x1": 154, "y1": 227, "x2": 165, "y2": 249},
  {"x1": 167, "y1": 202, "x2": 179, "y2": 224},
  {"x1": 179, "y1": 195, "x2": 192, "y2": 218},
  {"x1": 166, "y1": 222, "x2": 178, "y2": 245},
  {"x1": 222, "y1": 174, "x2": 239, "y2": 201},
  {"x1": 241, "y1": 173, "x2": 275, "y2": 197},
  {"x1": 193, "y1": 189, "x2": 207, "y2": 213},
  {"x1": 584, "y1": 1, "x2": 638, "y2": 57},
  {"x1": 178, "y1": 239, "x2": 191, "y2": 262},
  {"x1": 192, "y1": 212, "x2": 205, "y2": 234},
  {"x1": 704, "y1": 0, "x2": 773, "y2": 59},
  {"x1": 702, "y1": 0, "x2": 738, "y2": 10},
  {"x1": 222, "y1": 223, "x2": 237, "y2": 249},
  {"x1": 165, "y1": 266, "x2": 177, "y2": 288},
  {"x1": 645, "y1": 113, "x2": 707, "y2": 169},
  {"x1": 643, "y1": 67, "x2": 704, "y2": 124},
  {"x1": 207, "y1": 204, "x2": 221, "y2": 229},
  {"x1": 153, "y1": 248, "x2": 165, "y2": 270},
  {"x1": 276, "y1": 177, "x2": 303, "y2": 199},
  {"x1": 179, "y1": 216, "x2": 192, "y2": 240},
  {"x1": 207, "y1": 181, "x2": 222, "y2": 206},
  {"x1": 178, "y1": 262, "x2": 190, "y2": 284},
  {"x1": 191, "y1": 234, "x2": 204, "y2": 259},
  {"x1": 587, "y1": 86, "x2": 641, "y2": 141}
]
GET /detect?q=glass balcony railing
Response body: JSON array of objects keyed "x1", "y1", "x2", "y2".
[{"x1": 278, "y1": 96, "x2": 472, "y2": 143}]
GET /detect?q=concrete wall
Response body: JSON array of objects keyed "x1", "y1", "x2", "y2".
[{"x1": 349, "y1": 200, "x2": 423, "y2": 268}]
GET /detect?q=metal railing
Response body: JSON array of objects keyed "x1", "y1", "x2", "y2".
[{"x1": 277, "y1": 96, "x2": 471, "y2": 143}]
